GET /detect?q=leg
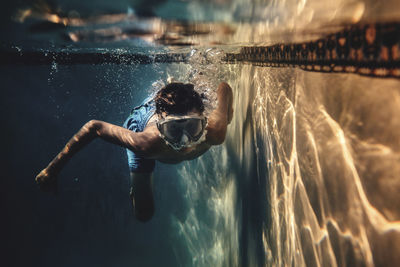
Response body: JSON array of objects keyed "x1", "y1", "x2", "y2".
[{"x1": 130, "y1": 172, "x2": 155, "y2": 222}]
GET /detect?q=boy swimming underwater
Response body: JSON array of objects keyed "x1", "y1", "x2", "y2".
[{"x1": 35, "y1": 82, "x2": 233, "y2": 222}]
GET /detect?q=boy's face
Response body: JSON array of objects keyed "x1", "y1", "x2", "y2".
[{"x1": 157, "y1": 109, "x2": 207, "y2": 150}]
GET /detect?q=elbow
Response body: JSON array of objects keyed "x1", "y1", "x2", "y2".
[
  {"x1": 219, "y1": 81, "x2": 231, "y2": 89},
  {"x1": 214, "y1": 133, "x2": 226, "y2": 145},
  {"x1": 85, "y1": 120, "x2": 101, "y2": 135}
]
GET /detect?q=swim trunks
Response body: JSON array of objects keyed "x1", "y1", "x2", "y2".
[{"x1": 123, "y1": 96, "x2": 156, "y2": 173}]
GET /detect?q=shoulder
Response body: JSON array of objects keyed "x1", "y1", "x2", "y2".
[{"x1": 137, "y1": 125, "x2": 165, "y2": 158}]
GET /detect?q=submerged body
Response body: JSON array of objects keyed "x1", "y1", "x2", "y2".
[{"x1": 36, "y1": 82, "x2": 233, "y2": 221}]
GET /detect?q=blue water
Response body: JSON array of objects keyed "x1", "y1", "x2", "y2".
[{"x1": 0, "y1": 60, "x2": 251, "y2": 267}]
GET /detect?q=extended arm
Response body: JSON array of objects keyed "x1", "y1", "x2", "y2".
[
  {"x1": 206, "y1": 82, "x2": 234, "y2": 145},
  {"x1": 35, "y1": 120, "x2": 158, "y2": 191}
]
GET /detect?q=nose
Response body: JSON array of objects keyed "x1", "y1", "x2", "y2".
[{"x1": 180, "y1": 134, "x2": 189, "y2": 144}]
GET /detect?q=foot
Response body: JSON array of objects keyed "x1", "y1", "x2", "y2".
[
  {"x1": 35, "y1": 168, "x2": 58, "y2": 194},
  {"x1": 129, "y1": 186, "x2": 154, "y2": 222}
]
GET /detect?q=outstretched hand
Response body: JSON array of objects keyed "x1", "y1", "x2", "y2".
[{"x1": 35, "y1": 169, "x2": 58, "y2": 194}]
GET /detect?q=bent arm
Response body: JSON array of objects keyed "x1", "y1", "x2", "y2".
[
  {"x1": 38, "y1": 120, "x2": 156, "y2": 179},
  {"x1": 206, "y1": 82, "x2": 233, "y2": 145}
]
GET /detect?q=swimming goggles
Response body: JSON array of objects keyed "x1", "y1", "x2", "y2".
[{"x1": 157, "y1": 115, "x2": 208, "y2": 150}]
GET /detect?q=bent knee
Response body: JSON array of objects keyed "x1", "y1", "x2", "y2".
[{"x1": 135, "y1": 208, "x2": 155, "y2": 222}]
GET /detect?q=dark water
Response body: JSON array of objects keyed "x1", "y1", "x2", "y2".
[
  {"x1": 2, "y1": 1, "x2": 400, "y2": 267},
  {"x1": 0, "y1": 64, "x2": 183, "y2": 266},
  {"x1": 0, "y1": 60, "x2": 257, "y2": 267}
]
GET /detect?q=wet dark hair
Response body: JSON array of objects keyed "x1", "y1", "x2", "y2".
[{"x1": 155, "y1": 83, "x2": 204, "y2": 115}]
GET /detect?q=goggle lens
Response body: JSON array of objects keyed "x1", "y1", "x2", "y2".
[
  {"x1": 183, "y1": 118, "x2": 203, "y2": 138},
  {"x1": 161, "y1": 122, "x2": 182, "y2": 142}
]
